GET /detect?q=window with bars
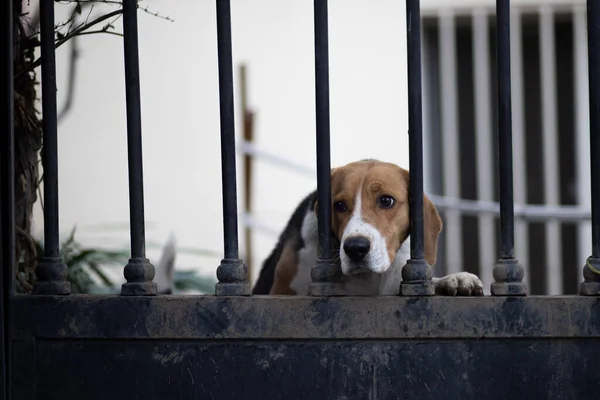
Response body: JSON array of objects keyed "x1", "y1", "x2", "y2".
[{"x1": 421, "y1": 6, "x2": 588, "y2": 295}]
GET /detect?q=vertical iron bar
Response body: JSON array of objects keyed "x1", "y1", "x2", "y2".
[
  {"x1": 314, "y1": 0, "x2": 333, "y2": 262},
  {"x1": 120, "y1": 0, "x2": 156, "y2": 295},
  {"x1": 33, "y1": 0, "x2": 71, "y2": 295},
  {"x1": 581, "y1": 0, "x2": 600, "y2": 295},
  {"x1": 497, "y1": 0, "x2": 514, "y2": 259},
  {"x1": 309, "y1": 0, "x2": 343, "y2": 296},
  {"x1": 491, "y1": 0, "x2": 527, "y2": 295},
  {"x1": 495, "y1": 0, "x2": 516, "y2": 265},
  {"x1": 214, "y1": 0, "x2": 249, "y2": 296},
  {"x1": 400, "y1": 0, "x2": 434, "y2": 296},
  {"x1": 0, "y1": 0, "x2": 14, "y2": 395}
]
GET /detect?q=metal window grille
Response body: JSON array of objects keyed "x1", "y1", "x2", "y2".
[{"x1": 421, "y1": 4, "x2": 593, "y2": 295}]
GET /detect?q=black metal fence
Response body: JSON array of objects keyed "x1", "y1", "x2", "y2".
[
  {"x1": 2, "y1": 0, "x2": 600, "y2": 398},
  {"x1": 585, "y1": 0, "x2": 600, "y2": 294}
]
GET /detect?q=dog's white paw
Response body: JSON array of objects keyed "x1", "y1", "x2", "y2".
[{"x1": 433, "y1": 272, "x2": 484, "y2": 296}]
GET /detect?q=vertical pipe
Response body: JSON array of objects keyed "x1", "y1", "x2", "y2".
[
  {"x1": 472, "y1": 9, "x2": 494, "y2": 294},
  {"x1": 573, "y1": 6, "x2": 591, "y2": 289},
  {"x1": 539, "y1": 6, "x2": 562, "y2": 295},
  {"x1": 491, "y1": 0, "x2": 527, "y2": 296},
  {"x1": 511, "y1": 7, "x2": 531, "y2": 292},
  {"x1": 421, "y1": 19, "x2": 432, "y2": 195},
  {"x1": 438, "y1": 11, "x2": 463, "y2": 276},
  {"x1": 309, "y1": 0, "x2": 343, "y2": 296},
  {"x1": 314, "y1": 0, "x2": 333, "y2": 262},
  {"x1": 400, "y1": 0, "x2": 435, "y2": 296},
  {"x1": 120, "y1": 0, "x2": 156, "y2": 296},
  {"x1": 0, "y1": 0, "x2": 14, "y2": 394},
  {"x1": 33, "y1": 0, "x2": 71, "y2": 295},
  {"x1": 581, "y1": 0, "x2": 600, "y2": 295},
  {"x1": 214, "y1": 0, "x2": 249, "y2": 296},
  {"x1": 496, "y1": 0, "x2": 515, "y2": 260},
  {"x1": 217, "y1": 0, "x2": 239, "y2": 262}
]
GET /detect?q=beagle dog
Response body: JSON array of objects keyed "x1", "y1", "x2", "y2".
[{"x1": 253, "y1": 159, "x2": 483, "y2": 296}]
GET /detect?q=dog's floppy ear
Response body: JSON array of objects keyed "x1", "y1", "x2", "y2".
[
  {"x1": 400, "y1": 167, "x2": 442, "y2": 266},
  {"x1": 423, "y1": 193, "x2": 442, "y2": 266},
  {"x1": 313, "y1": 167, "x2": 339, "y2": 215}
]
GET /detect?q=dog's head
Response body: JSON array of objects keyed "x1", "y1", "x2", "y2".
[{"x1": 315, "y1": 160, "x2": 442, "y2": 276}]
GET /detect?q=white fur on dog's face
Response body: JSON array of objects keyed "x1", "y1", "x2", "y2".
[{"x1": 339, "y1": 188, "x2": 391, "y2": 275}]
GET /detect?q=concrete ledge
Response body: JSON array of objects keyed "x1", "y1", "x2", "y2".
[{"x1": 12, "y1": 295, "x2": 600, "y2": 339}]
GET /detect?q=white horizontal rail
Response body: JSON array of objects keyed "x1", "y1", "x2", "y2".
[
  {"x1": 239, "y1": 140, "x2": 592, "y2": 224},
  {"x1": 239, "y1": 140, "x2": 315, "y2": 178},
  {"x1": 428, "y1": 195, "x2": 589, "y2": 222},
  {"x1": 241, "y1": 212, "x2": 281, "y2": 237}
]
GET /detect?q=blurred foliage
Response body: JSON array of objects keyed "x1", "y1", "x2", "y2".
[{"x1": 172, "y1": 270, "x2": 217, "y2": 294}]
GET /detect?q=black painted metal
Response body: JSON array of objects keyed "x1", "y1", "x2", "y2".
[
  {"x1": 496, "y1": 0, "x2": 515, "y2": 260},
  {"x1": 314, "y1": 0, "x2": 333, "y2": 263},
  {"x1": 309, "y1": 0, "x2": 343, "y2": 296},
  {"x1": 12, "y1": 296, "x2": 600, "y2": 339},
  {"x1": 27, "y1": 340, "x2": 600, "y2": 400},
  {"x1": 582, "y1": 0, "x2": 600, "y2": 295},
  {"x1": 491, "y1": 0, "x2": 527, "y2": 296},
  {"x1": 214, "y1": 0, "x2": 249, "y2": 296},
  {"x1": 400, "y1": 0, "x2": 434, "y2": 296},
  {"x1": 120, "y1": 0, "x2": 157, "y2": 296},
  {"x1": 0, "y1": 0, "x2": 14, "y2": 396},
  {"x1": 590, "y1": 0, "x2": 600, "y2": 260},
  {"x1": 216, "y1": 0, "x2": 240, "y2": 262},
  {"x1": 33, "y1": 0, "x2": 71, "y2": 296},
  {"x1": 0, "y1": 219, "x2": 6, "y2": 400},
  {"x1": 9, "y1": 296, "x2": 600, "y2": 399}
]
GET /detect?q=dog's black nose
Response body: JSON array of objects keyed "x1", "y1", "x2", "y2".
[{"x1": 343, "y1": 236, "x2": 371, "y2": 261}]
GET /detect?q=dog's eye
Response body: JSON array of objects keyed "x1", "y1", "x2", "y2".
[
  {"x1": 378, "y1": 195, "x2": 395, "y2": 209},
  {"x1": 333, "y1": 201, "x2": 348, "y2": 213}
]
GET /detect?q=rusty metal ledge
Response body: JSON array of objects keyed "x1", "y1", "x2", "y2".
[{"x1": 11, "y1": 295, "x2": 600, "y2": 340}]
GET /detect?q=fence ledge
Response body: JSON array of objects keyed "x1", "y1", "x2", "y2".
[{"x1": 12, "y1": 295, "x2": 600, "y2": 340}]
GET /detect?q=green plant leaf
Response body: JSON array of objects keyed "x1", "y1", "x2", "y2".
[
  {"x1": 173, "y1": 270, "x2": 216, "y2": 294},
  {"x1": 87, "y1": 261, "x2": 116, "y2": 287}
]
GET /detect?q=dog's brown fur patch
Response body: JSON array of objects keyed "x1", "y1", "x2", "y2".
[{"x1": 269, "y1": 240, "x2": 300, "y2": 295}]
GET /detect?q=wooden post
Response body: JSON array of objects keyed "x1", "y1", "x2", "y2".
[{"x1": 240, "y1": 64, "x2": 255, "y2": 284}]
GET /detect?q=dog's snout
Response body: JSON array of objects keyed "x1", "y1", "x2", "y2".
[{"x1": 343, "y1": 236, "x2": 371, "y2": 261}]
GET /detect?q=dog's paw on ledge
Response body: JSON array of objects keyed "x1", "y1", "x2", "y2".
[{"x1": 433, "y1": 272, "x2": 484, "y2": 296}]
